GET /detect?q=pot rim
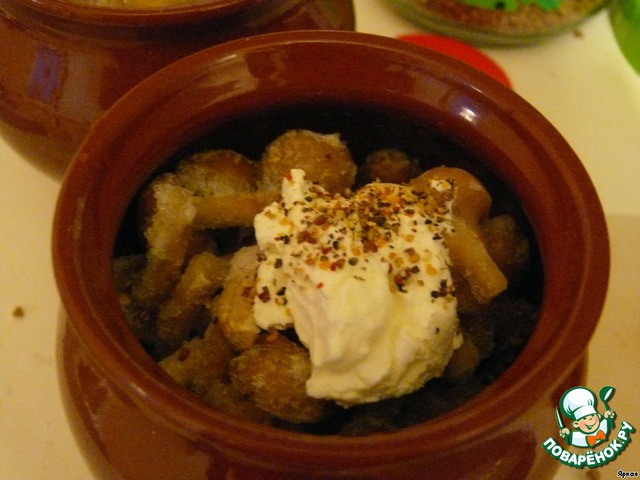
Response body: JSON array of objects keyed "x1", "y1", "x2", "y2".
[
  {"x1": 52, "y1": 30, "x2": 609, "y2": 471},
  {"x1": 4, "y1": 0, "x2": 264, "y2": 26}
]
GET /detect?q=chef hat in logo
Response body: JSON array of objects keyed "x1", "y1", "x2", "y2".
[{"x1": 560, "y1": 387, "x2": 597, "y2": 421}]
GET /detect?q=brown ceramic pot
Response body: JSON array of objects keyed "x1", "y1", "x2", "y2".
[
  {"x1": 0, "y1": 0, "x2": 354, "y2": 179},
  {"x1": 52, "y1": 31, "x2": 609, "y2": 480}
]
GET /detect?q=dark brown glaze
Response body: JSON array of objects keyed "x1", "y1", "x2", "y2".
[
  {"x1": 52, "y1": 31, "x2": 608, "y2": 480},
  {"x1": 0, "y1": 0, "x2": 355, "y2": 178}
]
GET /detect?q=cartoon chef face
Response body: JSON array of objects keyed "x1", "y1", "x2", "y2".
[
  {"x1": 560, "y1": 387, "x2": 601, "y2": 433},
  {"x1": 573, "y1": 413, "x2": 601, "y2": 434}
]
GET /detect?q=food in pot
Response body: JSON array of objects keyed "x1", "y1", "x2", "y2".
[{"x1": 114, "y1": 129, "x2": 536, "y2": 434}]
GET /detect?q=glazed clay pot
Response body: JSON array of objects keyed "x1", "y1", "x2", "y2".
[
  {"x1": 53, "y1": 31, "x2": 609, "y2": 480},
  {"x1": 0, "y1": 0, "x2": 354, "y2": 178}
]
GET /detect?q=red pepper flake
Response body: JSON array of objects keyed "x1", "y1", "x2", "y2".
[
  {"x1": 394, "y1": 267, "x2": 416, "y2": 292},
  {"x1": 394, "y1": 272, "x2": 406, "y2": 288},
  {"x1": 330, "y1": 258, "x2": 346, "y2": 271},
  {"x1": 297, "y1": 230, "x2": 317, "y2": 244},
  {"x1": 404, "y1": 247, "x2": 420, "y2": 263},
  {"x1": 316, "y1": 282, "x2": 324, "y2": 289},
  {"x1": 363, "y1": 239, "x2": 378, "y2": 253},
  {"x1": 313, "y1": 214, "x2": 328, "y2": 226},
  {"x1": 242, "y1": 286, "x2": 253, "y2": 298},
  {"x1": 257, "y1": 286, "x2": 271, "y2": 303}
]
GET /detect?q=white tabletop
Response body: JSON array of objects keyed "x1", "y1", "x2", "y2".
[{"x1": 1, "y1": 1, "x2": 639, "y2": 478}]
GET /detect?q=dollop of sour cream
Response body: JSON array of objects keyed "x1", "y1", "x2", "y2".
[{"x1": 253, "y1": 169, "x2": 461, "y2": 405}]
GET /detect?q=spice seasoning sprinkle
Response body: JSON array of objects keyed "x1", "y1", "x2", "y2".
[{"x1": 254, "y1": 169, "x2": 457, "y2": 320}]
